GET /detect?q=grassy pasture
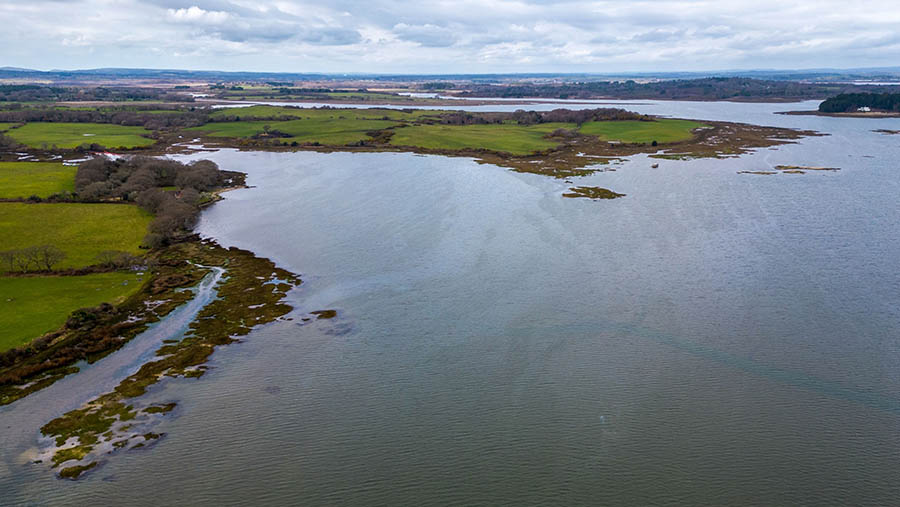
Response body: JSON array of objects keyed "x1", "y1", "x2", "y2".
[
  {"x1": 389, "y1": 122, "x2": 570, "y2": 155},
  {"x1": 0, "y1": 203, "x2": 151, "y2": 268},
  {"x1": 189, "y1": 118, "x2": 401, "y2": 145},
  {"x1": 0, "y1": 272, "x2": 143, "y2": 351},
  {"x1": 5, "y1": 122, "x2": 155, "y2": 149},
  {"x1": 0, "y1": 123, "x2": 15, "y2": 132},
  {"x1": 0, "y1": 162, "x2": 76, "y2": 198},
  {"x1": 195, "y1": 109, "x2": 705, "y2": 154},
  {"x1": 578, "y1": 119, "x2": 704, "y2": 144}
]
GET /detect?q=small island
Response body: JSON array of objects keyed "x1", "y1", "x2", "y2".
[
  {"x1": 781, "y1": 92, "x2": 900, "y2": 117},
  {"x1": 562, "y1": 186, "x2": 626, "y2": 199},
  {"x1": 738, "y1": 165, "x2": 840, "y2": 175}
]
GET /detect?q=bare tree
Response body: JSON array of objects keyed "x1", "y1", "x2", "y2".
[
  {"x1": 12, "y1": 248, "x2": 34, "y2": 272},
  {"x1": 95, "y1": 250, "x2": 139, "y2": 269},
  {"x1": 0, "y1": 245, "x2": 66, "y2": 272},
  {"x1": 35, "y1": 245, "x2": 66, "y2": 271}
]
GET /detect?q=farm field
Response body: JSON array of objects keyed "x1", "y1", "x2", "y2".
[
  {"x1": 389, "y1": 122, "x2": 570, "y2": 155},
  {"x1": 0, "y1": 272, "x2": 143, "y2": 351},
  {"x1": 0, "y1": 162, "x2": 76, "y2": 198},
  {"x1": 4, "y1": 122, "x2": 155, "y2": 149},
  {"x1": 0, "y1": 203, "x2": 151, "y2": 268},
  {"x1": 578, "y1": 119, "x2": 704, "y2": 144}
]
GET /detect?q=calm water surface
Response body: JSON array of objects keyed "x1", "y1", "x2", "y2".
[{"x1": 1, "y1": 100, "x2": 899, "y2": 505}]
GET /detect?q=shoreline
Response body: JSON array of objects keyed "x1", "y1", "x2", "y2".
[
  {"x1": 29, "y1": 238, "x2": 304, "y2": 479},
  {"x1": 155, "y1": 118, "x2": 821, "y2": 180},
  {"x1": 201, "y1": 95, "x2": 817, "y2": 107},
  {"x1": 777, "y1": 110, "x2": 900, "y2": 118},
  {"x1": 0, "y1": 108, "x2": 825, "y2": 479}
]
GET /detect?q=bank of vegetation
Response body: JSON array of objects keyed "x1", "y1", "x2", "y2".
[
  {"x1": 455, "y1": 77, "x2": 900, "y2": 101},
  {"x1": 818, "y1": 92, "x2": 900, "y2": 113},
  {"x1": 0, "y1": 84, "x2": 193, "y2": 104}
]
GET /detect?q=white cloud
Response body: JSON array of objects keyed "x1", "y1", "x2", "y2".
[{"x1": 167, "y1": 6, "x2": 230, "y2": 24}]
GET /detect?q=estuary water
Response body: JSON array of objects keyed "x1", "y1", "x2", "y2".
[{"x1": 2, "y1": 100, "x2": 900, "y2": 505}]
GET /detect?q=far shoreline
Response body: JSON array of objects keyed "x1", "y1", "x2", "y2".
[{"x1": 777, "y1": 110, "x2": 900, "y2": 118}]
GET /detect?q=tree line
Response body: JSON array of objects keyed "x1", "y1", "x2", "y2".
[
  {"x1": 819, "y1": 93, "x2": 900, "y2": 113},
  {"x1": 433, "y1": 108, "x2": 646, "y2": 126},
  {"x1": 75, "y1": 156, "x2": 242, "y2": 247},
  {"x1": 0, "y1": 85, "x2": 193, "y2": 103},
  {"x1": 457, "y1": 78, "x2": 900, "y2": 101},
  {"x1": 0, "y1": 245, "x2": 66, "y2": 273},
  {"x1": 0, "y1": 246, "x2": 143, "y2": 274},
  {"x1": 0, "y1": 107, "x2": 208, "y2": 130}
]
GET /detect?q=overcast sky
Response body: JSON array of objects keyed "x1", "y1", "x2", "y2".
[{"x1": 3, "y1": 0, "x2": 899, "y2": 74}]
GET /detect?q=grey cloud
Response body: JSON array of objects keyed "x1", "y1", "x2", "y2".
[
  {"x1": 214, "y1": 25, "x2": 298, "y2": 43},
  {"x1": 392, "y1": 23, "x2": 457, "y2": 47},
  {"x1": 301, "y1": 27, "x2": 362, "y2": 46},
  {"x1": 210, "y1": 24, "x2": 360, "y2": 45},
  {"x1": 2, "y1": 0, "x2": 900, "y2": 73},
  {"x1": 630, "y1": 28, "x2": 687, "y2": 43}
]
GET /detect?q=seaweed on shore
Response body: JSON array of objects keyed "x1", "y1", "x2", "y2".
[
  {"x1": 737, "y1": 165, "x2": 840, "y2": 176},
  {"x1": 0, "y1": 258, "x2": 205, "y2": 406},
  {"x1": 562, "y1": 186, "x2": 626, "y2": 200},
  {"x1": 38, "y1": 239, "x2": 301, "y2": 479},
  {"x1": 310, "y1": 309, "x2": 337, "y2": 319}
]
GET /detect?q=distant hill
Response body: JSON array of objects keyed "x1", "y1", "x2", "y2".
[
  {"x1": 1, "y1": 65, "x2": 900, "y2": 85},
  {"x1": 457, "y1": 77, "x2": 900, "y2": 102}
]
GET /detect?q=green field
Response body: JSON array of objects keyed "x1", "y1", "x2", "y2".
[
  {"x1": 0, "y1": 203, "x2": 151, "y2": 268},
  {"x1": 5, "y1": 122, "x2": 155, "y2": 149},
  {"x1": 390, "y1": 122, "x2": 570, "y2": 155},
  {"x1": 0, "y1": 162, "x2": 76, "y2": 198},
  {"x1": 578, "y1": 119, "x2": 704, "y2": 144},
  {"x1": 0, "y1": 272, "x2": 143, "y2": 351},
  {"x1": 0, "y1": 123, "x2": 15, "y2": 132},
  {"x1": 189, "y1": 117, "x2": 402, "y2": 145},
  {"x1": 195, "y1": 110, "x2": 704, "y2": 153}
]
